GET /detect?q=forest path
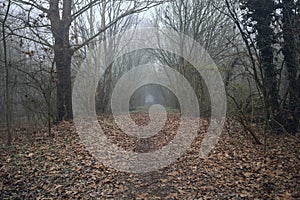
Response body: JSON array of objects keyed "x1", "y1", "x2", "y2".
[{"x1": 1, "y1": 113, "x2": 299, "y2": 199}]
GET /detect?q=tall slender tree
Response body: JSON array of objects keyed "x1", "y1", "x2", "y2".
[{"x1": 1, "y1": 0, "x2": 13, "y2": 145}]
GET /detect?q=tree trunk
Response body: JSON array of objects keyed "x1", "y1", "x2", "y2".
[
  {"x1": 282, "y1": 0, "x2": 300, "y2": 133},
  {"x1": 49, "y1": 0, "x2": 73, "y2": 121},
  {"x1": 55, "y1": 46, "x2": 73, "y2": 121},
  {"x1": 247, "y1": 0, "x2": 280, "y2": 129},
  {"x1": 2, "y1": 0, "x2": 13, "y2": 146}
]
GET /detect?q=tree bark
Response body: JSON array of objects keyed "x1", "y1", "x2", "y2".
[
  {"x1": 2, "y1": 0, "x2": 13, "y2": 146},
  {"x1": 282, "y1": 0, "x2": 300, "y2": 133},
  {"x1": 48, "y1": 0, "x2": 74, "y2": 121},
  {"x1": 246, "y1": 0, "x2": 280, "y2": 128}
]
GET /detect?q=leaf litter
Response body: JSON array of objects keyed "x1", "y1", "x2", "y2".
[{"x1": 0, "y1": 112, "x2": 299, "y2": 199}]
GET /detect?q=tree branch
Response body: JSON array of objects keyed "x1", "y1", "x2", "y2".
[
  {"x1": 72, "y1": 3, "x2": 161, "y2": 52},
  {"x1": 14, "y1": 0, "x2": 48, "y2": 13}
]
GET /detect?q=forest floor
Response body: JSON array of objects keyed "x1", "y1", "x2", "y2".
[{"x1": 0, "y1": 112, "x2": 299, "y2": 199}]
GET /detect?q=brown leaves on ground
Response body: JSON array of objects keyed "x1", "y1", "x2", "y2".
[{"x1": 0, "y1": 113, "x2": 299, "y2": 199}]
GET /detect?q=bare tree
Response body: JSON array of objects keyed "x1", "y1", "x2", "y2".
[
  {"x1": 154, "y1": 0, "x2": 235, "y2": 66},
  {"x1": 151, "y1": 0, "x2": 236, "y2": 116},
  {"x1": 1, "y1": 0, "x2": 13, "y2": 146},
  {"x1": 12, "y1": 0, "x2": 162, "y2": 122}
]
